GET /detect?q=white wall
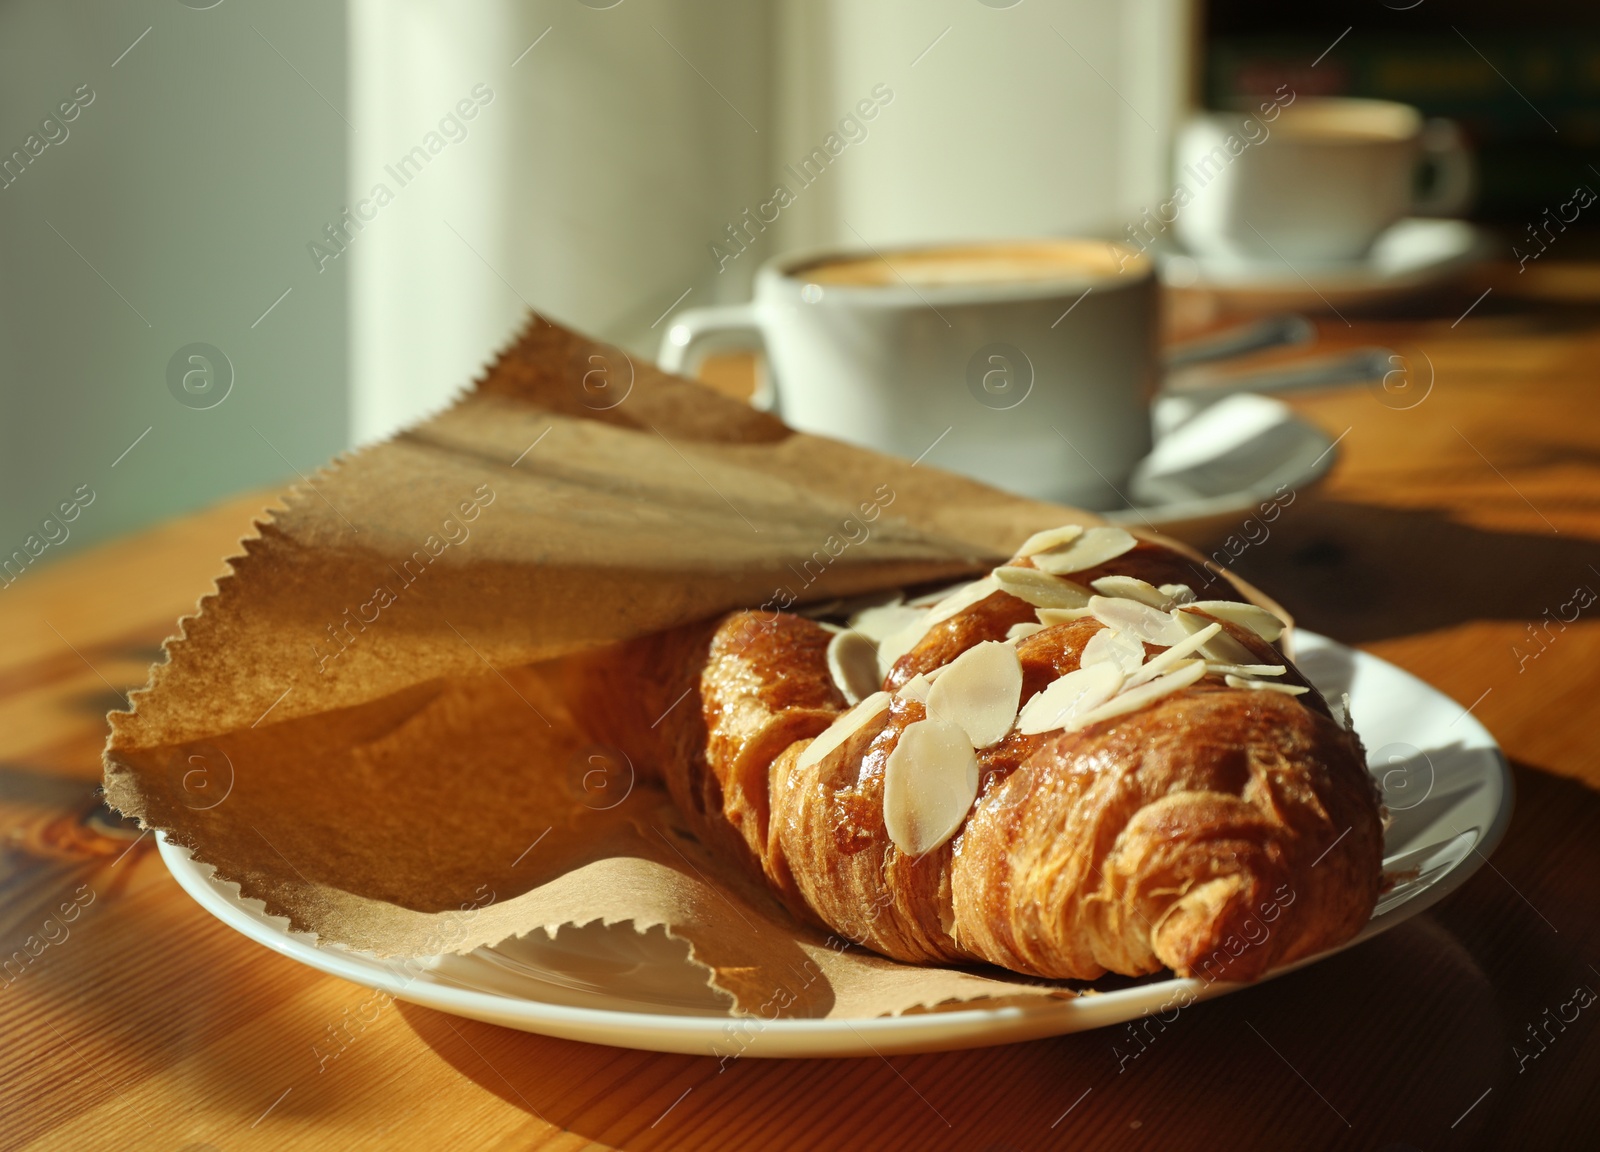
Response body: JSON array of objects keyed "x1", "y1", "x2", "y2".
[
  {"x1": 769, "y1": 0, "x2": 1192, "y2": 254},
  {"x1": 348, "y1": 0, "x2": 774, "y2": 446}
]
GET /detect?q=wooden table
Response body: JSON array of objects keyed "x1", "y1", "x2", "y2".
[{"x1": 5, "y1": 268, "x2": 1600, "y2": 1150}]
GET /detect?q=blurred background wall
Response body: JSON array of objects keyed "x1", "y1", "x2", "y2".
[
  {"x1": 347, "y1": 0, "x2": 776, "y2": 445},
  {"x1": 2, "y1": 0, "x2": 1191, "y2": 567},
  {"x1": 347, "y1": 0, "x2": 1193, "y2": 445},
  {"x1": 0, "y1": 0, "x2": 348, "y2": 564},
  {"x1": 6, "y1": 0, "x2": 1597, "y2": 573}
]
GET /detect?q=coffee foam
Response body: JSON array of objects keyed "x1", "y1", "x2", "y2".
[
  {"x1": 794, "y1": 240, "x2": 1137, "y2": 289},
  {"x1": 1269, "y1": 99, "x2": 1421, "y2": 144}
]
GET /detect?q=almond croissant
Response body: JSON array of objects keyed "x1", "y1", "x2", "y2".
[{"x1": 568, "y1": 527, "x2": 1383, "y2": 983}]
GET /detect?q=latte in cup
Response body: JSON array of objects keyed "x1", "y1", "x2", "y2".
[
  {"x1": 798, "y1": 240, "x2": 1129, "y2": 288},
  {"x1": 660, "y1": 239, "x2": 1158, "y2": 509}
]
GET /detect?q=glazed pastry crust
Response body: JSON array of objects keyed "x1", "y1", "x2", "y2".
[{"x1": 567, "y1": 542, "x2": 1384, "y2": 983}]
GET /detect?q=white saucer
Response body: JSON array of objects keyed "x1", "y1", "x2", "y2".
[
  {"x1": 1104, "y1": 392, "x2": 1338, "y2": 538},
  {"x1": 1159, "y1": 217, "x2": 1493, "y2": 310},
  {"x1": 159, "y1": 630, "x2": 1511, "y2": 1058}
]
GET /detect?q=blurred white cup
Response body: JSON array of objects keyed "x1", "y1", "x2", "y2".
[{"x1": 1174, "y1": 96, "x2": 1474, "y2": 265}]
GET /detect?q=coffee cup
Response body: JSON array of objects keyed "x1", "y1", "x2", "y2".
[
  {"x1": 1173, "y1": 96, "x2": 1474, "y2": 265},
  {"x1": 658, "y1": 240, "x2": 1158, "y2": 509}
]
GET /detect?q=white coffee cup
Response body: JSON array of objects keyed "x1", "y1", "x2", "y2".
[
  {"x1": 658, "y1": 240, "x2": 1158, "y2": 509},
  {"x1": 1173, "y1": 96, "x2": 1474, "y2": 265}
]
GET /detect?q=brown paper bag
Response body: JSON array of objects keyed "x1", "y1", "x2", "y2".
[{"x1": 103, "y1": 317, "x2": 1183, "y2": 1017}]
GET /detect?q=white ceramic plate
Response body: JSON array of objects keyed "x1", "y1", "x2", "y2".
[{"x1": 160, "y1": 631, "x2": 1510, "y2": 1057}]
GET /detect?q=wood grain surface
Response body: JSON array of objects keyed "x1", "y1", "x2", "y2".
[{"x1": 4, "y1": 270, "x2": 1600, "y2": 1151}]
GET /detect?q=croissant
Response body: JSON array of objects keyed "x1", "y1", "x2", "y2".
[{"x1": 568, "y1": 526, "x2": 1383, "y2": 984}]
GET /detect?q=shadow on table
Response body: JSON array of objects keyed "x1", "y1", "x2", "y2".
[
  {"x1": 1216, "y1": 500, "x2": 1600, "y2": 645},
  {"x1": 396, "y1": 760, "x2": 1600, "y2": 1151}
]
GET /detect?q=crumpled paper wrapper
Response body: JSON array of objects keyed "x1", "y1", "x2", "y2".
[{"x1": 104, "y1": 316, "x2": 1196, "y2": 1017}]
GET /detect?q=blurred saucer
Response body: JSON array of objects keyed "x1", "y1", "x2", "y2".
[
  {"x1": 1102, "y1": 392, "x2": 1338, "y2": 541},
  {"x1": 1158, "y1": 217, "x2": 1493, "y2": 312}
]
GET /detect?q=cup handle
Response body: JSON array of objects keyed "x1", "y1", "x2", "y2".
[
  {"x1": 1413, "y1": 118, "x2": 1476, "y2": 217},
  {"x1": 656, "y1": 304, "x2": 778, "y2": 411}
]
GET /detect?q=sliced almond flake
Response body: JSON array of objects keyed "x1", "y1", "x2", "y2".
[
  {"x1": 875, "y1": 619, "x2": 928, "y2": 683},
  {"x1": 1036, "y1": 607, "x2": 1095, "y2": 625},
  {"x1": 1006, "y1": 622, "x2": 1046, "y2": 642},
  {"x1": 1225, "y1": 675, "x2": 1310, "y2": 696},
  {"x1": 1017, "y1": 524, "x2": 1085, "y2": 557},
  {"x1": 797, "y1": 691, "x2": 892, "y2": 770},
  {"x1": 1205, "y1": 662, "x2": 1287, "y2": 678},
  {"x1": 1016, "y1": 662, "x2": 1125, "y2": 735},
  {"x1": 1122, "y1": 656, "x2": 1204, "y2": 695},
  {"x1": 908, "y1": 578, "x2": 984, "y2": 607},
  {"x1": 924, "y1": 641, "x2": 1024, "y2": 749},
  {"x1": 1123, "y1": 623, "x2": 1221, "y2": 689},
  {"x1": 882, "y1": 718, "x2": 980, "y2": 856},
  {"x1": 847, "y1": 600, "x2": 924, "y2": 643},
  {"x1": 1065, "y1": 658, "x2": 1207, "y2": 732},
  {"x1": 1088, "y1": 596, "x2": 1189, "y2": 646},
  {"x1": 926, "y1": 576, "x2": 1002, "y2": 625},
  {"x1": 994, "y1": 566, "x2": 1093, "y2": 609},
  {"x1": 1181, "y1": 600, "x2": 1286, "y2": 643},
  {"x1": 1089, "y1": 575, "x2": 1173, "y2": 609},
  {"x1": 894, "y1": 663, "x2": 946, "y2": 702},
  {"x1": 1173, "y1": 609, "x2": 1259, "y2": 664},
  {"x1": 827, "y1": 630, "x2": 882, "y2": 705},
  {"x1": 1080, "y1": 627, "x2": 1146, "y2": 675},
  {"x1": 1030, "y1": 526, "x2": 1138, "y2": 575},
  {"x1": 1159, "y1": 583, "x2": 1197, "y2": 605},
  {"x1": 876, "y1": 582, "x2": 1004, "y2": 683}
]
